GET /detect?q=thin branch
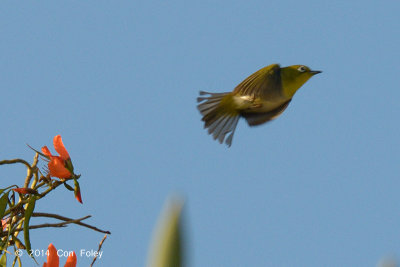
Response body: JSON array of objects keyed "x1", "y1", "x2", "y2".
[
  {"x1": 0, "y1": 159, "x2": 32, "y2": 170},
  {"x1": 2, "y1": 216, "x2": 91, "y2": 236},
  {"x1": 29, "y1": 215, "x2": 91, "y2": 229},
  {"x1": 90, "y1": 234, "x2": 108, "y2": 267},
  {"x1": 24, "y1": 153, "x2": 39, "y2": 188},
  {"x1": 32, "y1": 212, "x2": 111, "y2": 234},
  {"x1": 0, "y1": 213, "x2": 111, "y2": 237}
]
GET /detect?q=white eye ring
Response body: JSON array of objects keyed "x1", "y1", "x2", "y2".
[{"x1": 298, "y1": 66, "x2": 306, "y2": 72}]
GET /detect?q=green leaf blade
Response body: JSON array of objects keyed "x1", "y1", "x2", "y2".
[
  {"x1": 0, "y1": 192, "x2": 9, "y2": 221},
  {"x1": 146, "y1": 197, "x2": 184, "y2": 267},
  {"x1": 0, "y1": 253, "x2": 6, "y2": 267},
  {"x1": 23, "y1": 196, "x2": 36, "y2": 259}
]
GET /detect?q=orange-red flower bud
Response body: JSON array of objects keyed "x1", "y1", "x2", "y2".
[
  {"x1": 42, "y1": 243, "x2": 77, "y2": 267},
  {"x1": 74, "y1": 180, "x2": 83, "y2": 204},
  {"x1": 43, "y1": 243, "x2": 59, "y2": 267},
  {"x1": 12, "y1": 188, "x2": 38, "y2": 195},
  {"x1": 64, "y1": 251, "x2": 77, "y2": 267},
  {"x1": 75, "y1": 190, "x2": 83, "y2": 204}
]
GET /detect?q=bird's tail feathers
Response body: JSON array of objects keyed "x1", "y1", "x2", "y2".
[{"x1": 197, "y1": 91, "x2": 240, "y2": 147}]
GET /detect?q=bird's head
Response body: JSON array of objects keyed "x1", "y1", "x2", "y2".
[{"x1": 280, "y1": 65, "x2": 322, "y2": 98}]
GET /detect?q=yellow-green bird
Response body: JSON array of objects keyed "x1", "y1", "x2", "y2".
[{"x1": 197, "y1": 64, "x2": 321, "y2": 146}]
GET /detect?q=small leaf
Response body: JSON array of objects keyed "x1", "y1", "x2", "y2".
[
  {"x1": 63, "y1": 182, "x2": 74, "y2": 191},
  {"x1": 0, "y1": 192, "x2": 9, "y2": 220},
  {"x1": 23, "y1": 196, "x2": 36, "y2": 260},
  {"x1": 0, "y1": 253, "x2": 6, "y2": 267}
]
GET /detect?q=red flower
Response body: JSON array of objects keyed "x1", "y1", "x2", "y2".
[
  {"x1": 42, "y1": 135, "x2": 73, "y2": 179},
  {"x1": 1, "y1": 217, "x2": 10, "y2": 231},
  {"x1": 12, "y1": 188, "x2": 38, "y2": 195},
  {"x1": 43, "y1": 243, "x2": 77, "y2": 267}
]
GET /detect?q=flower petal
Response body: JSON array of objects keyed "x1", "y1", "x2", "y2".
[
  {"x1": 48, "y1": 157, "x2": 72, "y2": 179},
  {"x1": 45, "y1": 243, "x2": 59, "y2": 267},
  {"x1": 41, "y1": 146, "x2": 52, "y2": 157},
  {"x1": 64, "y1": 251, "x2": 77, "y2": 267},
  {"x1": 53, "y1": 135, "x2": 70, "y2": 160}
]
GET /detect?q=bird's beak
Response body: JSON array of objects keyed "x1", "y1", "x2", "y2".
[{"x1": 310, "y1": 70, "x2": 322, "y2": 75}]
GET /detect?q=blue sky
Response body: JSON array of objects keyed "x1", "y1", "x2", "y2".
[{"x1": 1, "y1": 0, "x2": 399, "y2": 266}]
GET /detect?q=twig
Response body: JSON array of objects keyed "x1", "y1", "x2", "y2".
[
  {"x1": 0, "y1": 213, "x2": 111, "y2": 237},
  {"x1": 32, "y1": 212, "x2": 111, "y2": 234},
  {"x1": 90, "y1": 234, "x2": 108, "y2": 267},
  {"x1": 24, "y1": 153, "x2": 39, "y2": 188},
  {"x1": 1, "y1": 216, "x2": 91, "y2": 236},
  {"x1": 29, "y1": 215, "x2": 91, "y2": 229},
  {"x1": 0, "y1": 159, "x2": 32, "y2": 170}
]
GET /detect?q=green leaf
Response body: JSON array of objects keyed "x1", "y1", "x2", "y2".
[
  {"x1": 0, "y1": 192, "x2": 9, "y2": 220},
  {"x1": 0, "y1": 253, "x2": 6, "y2": 267},
  {"x1": 23, "y1": 196, "x2": 36, "y2": 260},
  {"x1": 63, "y1": 182, "x2": 74, "y2": 191},
  {"x1": 146, "y1": 197, "x2": 184, "y2": 267}
]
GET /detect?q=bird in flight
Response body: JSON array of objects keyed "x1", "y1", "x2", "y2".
[{"x1": 197, "y1": 64, "x2": 322, "y2": 146}]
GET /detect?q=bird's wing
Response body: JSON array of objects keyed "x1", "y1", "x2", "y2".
[
  {"x1": 232, "y1": 64, "x2": 282, "y2": 99},
  {"x1": 242, "y1": 99, "x2": 291, "y2": 126}
]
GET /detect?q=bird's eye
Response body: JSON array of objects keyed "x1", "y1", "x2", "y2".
[{"x1": 297, "y1": 66, "x2": 307, "y2": 73}]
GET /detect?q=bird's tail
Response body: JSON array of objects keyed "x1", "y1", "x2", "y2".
[{"x1": 197, "y1": 91, "x2": 240, "y2": 147}]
